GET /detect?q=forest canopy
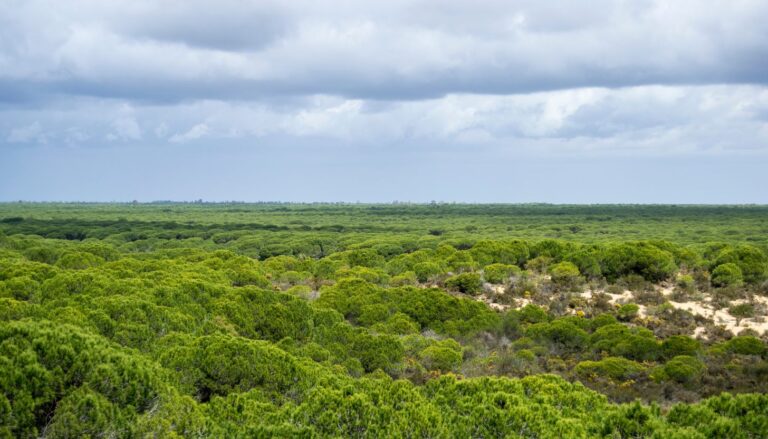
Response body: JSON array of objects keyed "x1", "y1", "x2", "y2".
[{"x1": 1, "y1": 203, "x2": 767, "y2": 437}]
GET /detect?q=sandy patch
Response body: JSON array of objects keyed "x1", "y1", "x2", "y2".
[{"x1": 668, "y1": 299, "x2": 768, "y2": 336}]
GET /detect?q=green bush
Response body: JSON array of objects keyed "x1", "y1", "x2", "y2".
[
  {"x1": 55, "y1": 251, "x2": 105, "y2": 270},
  {"x1": 711, "y1": 263, "x2": 744, "y2": 287},
  {"x1": 590, "y1": 324, "x2": 661, "y2": 361},
  {"x1": 444, "y1": 273, "x2": 483, "y2": 295},
  {"x1": 654, "y1": 355, "x2": 705, "y2": 383},
  {"x1": 661, "y1": 336, "x2": 701, "y2": 359},
  {"x1": 575, "y1": 357, "x2": 646, "y2": 381},
  {"x1": 483, "y1": 263, "x2": 520, "y2": 284},
  {"x1": 526, "y1": 320, "x2": 588, "y2": 350},
  {"x1": 617, "y1": 303, "x2": 640, "y2": 321},
  {"x1": 419, "y1": 342, "x2": 463, "y2": 372},
  {"x1": 723, "y1": 336, "x2": 766, "y2": 356},
  {"x1": 601, "y1": 243, "x2": 677, "y2": 282},
  {"x1": 549, "y1": 261, "x2": 583, "y2": 290},
  {"x1": 413, "y1": 262, "x2": 443, "y2": 283}
]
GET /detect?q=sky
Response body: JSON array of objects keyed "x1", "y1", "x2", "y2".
[{"x1": 1, "y1": 0, "x2": 767, "y2": 203}]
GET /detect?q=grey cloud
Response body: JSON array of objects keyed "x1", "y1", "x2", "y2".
[
  {"x1": 112, "y1": 0, "x2": 291, "y2": 51},
  {"x1": 3, "y1": 85, "x2": 766, "y2": 157},
  {"x1": 1, "y1": 0, "x2": 768, "y2": 104}
]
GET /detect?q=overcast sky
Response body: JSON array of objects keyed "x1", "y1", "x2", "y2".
[{"x1": 1, "y1": 0, "x2": 767, "y2": 202}]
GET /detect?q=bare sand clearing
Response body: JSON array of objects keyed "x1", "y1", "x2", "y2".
[{"x1": 477, "y1": 283, "x2": 768, "y2": 336}]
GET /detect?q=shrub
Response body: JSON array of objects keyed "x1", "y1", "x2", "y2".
[
  {"x1": 711, "y1": 263, "x2": 744, "y2": 287},
  {"x1": 714, "y1": 245, "x2": 768, "y2": 284},
  {"x1": 446, "y1": 251, "x2": 477, "y2": 273},
  {"x1": 728, "y1": 303, "x2": 755, "y2": 325},
  {"x1": 470, "y1": 240, "x2": 529, "y2": 267},
  {"x1": 617, "y1": 303, "x2": 640, "y2": 321},
  {"x1": 391, "y1": 271, "x2": 418, "y2": 286},
  {"x1": 419, "y1": 343, "x2": 463, "y2": 372},
  {"x1": 526, "y1": 320, "x2": 588, "y2": 351},
  {"x1": 723, "y1": 336, "x2": 766, "y2": 356},
  {"x1": 517, "y1": 304, "x2": 550, "y2": 324},
  {"x1": 444, "y1": 273, "x2": 483, "y2": 295},
  {"x1": 590, "y1": 324, "x2": 661, "y2": 361},
  {"x1": 549, "y1": 261, "x2": 583, "y2": 290},
  {"x1": 654, "y1": 355, "x2": 705, "y2": 383},
  {"x1": 483, "y1": 263, "x2": 520, "y2": 284},
  {"x1": 55, "y1": 251, "x2": 105, "y2": 270},
  {"x1": 374, "y1": 313, "x2": 420, "y2": 335},
  {"x1": 601, "y1": 243, "x2": 677, "y2": 282},
  {"x1": 575, "y1": 357, "x2": 645, "y2": 381},
  {"x1": 661, "y1": 336, "x2": 701, "y2": 359},
  {"x1": 413, "y1": 262, "x2": 443, "y2": 283},
  {"x1": 676, "y1": 274, "x2": 695, "y2": 292}
]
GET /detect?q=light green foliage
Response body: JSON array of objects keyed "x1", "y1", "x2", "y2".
[
  {"x1": 549, "y1": 261, "x2": 583, "y2": 290},
  {"x1": 446, "y1": 250, "x2": 477, "y2": 273},
  {"x1": 617, "y1": 303, "x2": 640, "y2": 321},
  {"x1": 676, "y1": 274, "x2": 696, "y2": 292},
  {"x1": 482, "y1": 263, "x2": 520, "y2": 284},
  {"x1": 390, "y1": 270, "x2": 418, "y2": 286},
  {"x1": 55, "y1": 251, "x2": 105, "y2": 270},
  {"x1": 0, "y1": 321, "x2": 164, "y2": 438},
  {"x1": 419, "y1": 340, "x2": 463, "y2": 372},
  {"x1": 575, "y1": 357, "x2": 646, "y2": 381},
  {"x1": 712, "y1": 263, "x2": 744, "y2": 287},
  {"x1": 413, "y1": 261, "x2": 443, "y2": 283}
]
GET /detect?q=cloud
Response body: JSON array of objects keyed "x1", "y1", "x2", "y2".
[
  {"x1": 0, "y1": 0, "x2": 767, "y2": 104},
  {"x1": 2, "y1": 85, "x2": 765, "y2": 156},
  {"x1": 6, "y1": 121, "x2": 45, "y2": 143},
  {"x1": 108, "y1": 116, "x2": 142, "y2": 141},
  {"x1": 169, "y1": 123, "x2": 210, "y2": 143},
  {"x1": 0, "y1": 1, "x2": 766, "y2": 204}
]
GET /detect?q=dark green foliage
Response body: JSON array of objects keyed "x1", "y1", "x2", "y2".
[
  {"x1": 662, "y1": 335, "x2": 701, "y2": 359},
  {"x1": 470, "y1": 240, "x2": 530, "y2": 267},
  {"x1": 159, "y1": 334, "x2": 310, "y2": 399},
  {"x1": 444, "y1": 272, "x2": 483, "y2": 295},
  {"x1": 601, "y1": 243, "x2": 678, "y2": 282},
  {"x1": 517, "y1": 304, "x2": 550, "y2": 324},
  {"x1": 655, "y1": 355, "x2": 705, "y2": 383},
  {"x1": 590, "y1": 324, "x2": 661, "y2": 361},
  {"x1": 723, "y1": 336, "x2": 766, "y2": 356}
]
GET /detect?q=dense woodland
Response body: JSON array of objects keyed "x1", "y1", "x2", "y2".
[{"x1": 1, "y1": 203, "x2": 768, "y2": 437}]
